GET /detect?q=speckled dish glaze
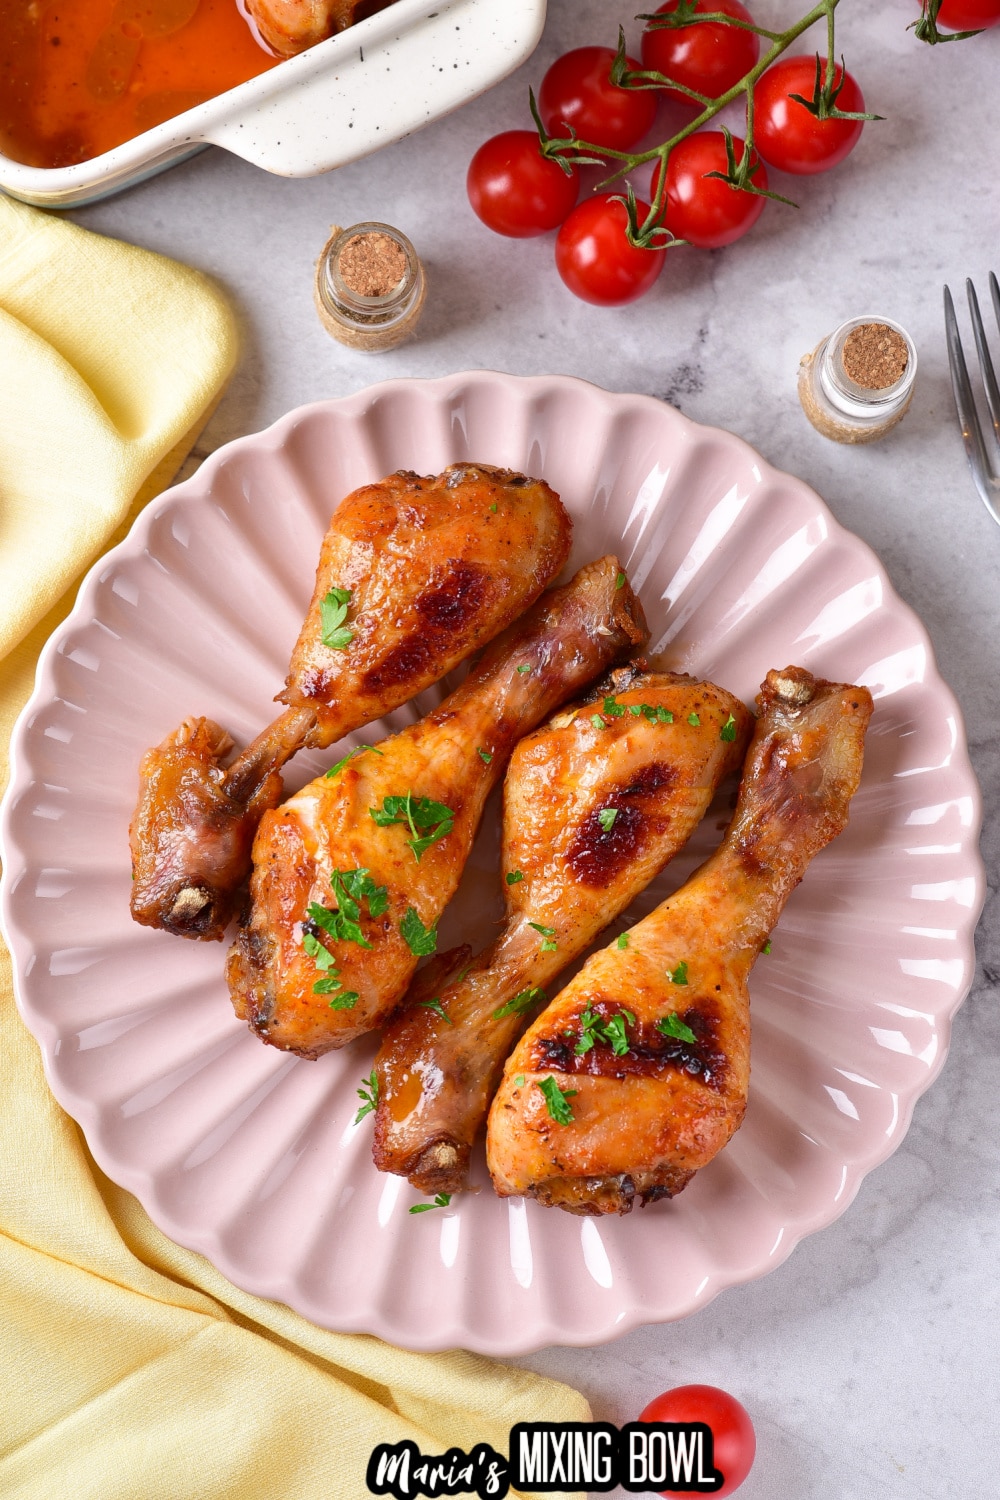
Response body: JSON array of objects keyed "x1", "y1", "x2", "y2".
[
  {"x1": 0, "y1": 372, "x2": 984, "y2": 1355},
  {"x1": 0, "y1": 0, "x2": 547, "y2": 208}
]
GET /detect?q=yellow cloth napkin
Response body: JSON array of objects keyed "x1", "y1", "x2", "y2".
[{"x1": 0, "y1": 201, "x2": 590, "y2": 1498}]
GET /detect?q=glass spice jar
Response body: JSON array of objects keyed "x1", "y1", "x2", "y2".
[
  {"x1": 314, "y1": 221, "x2": 426, "y2": 351},
  {"x1": 798, "y1": 316, "x2": 917, "y2": 444}
]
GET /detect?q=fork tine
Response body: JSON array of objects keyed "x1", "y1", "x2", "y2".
[
  {"x1": 966, "y1": 278, "x2": 1000, "y2": 450},
  {"x1": 944, "y1": 284, "x2": 993, "y2": 489}
]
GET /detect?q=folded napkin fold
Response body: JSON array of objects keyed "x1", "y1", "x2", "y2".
[{"x1": 0, "y1": 200, "x2": 589, "y2": 1498}]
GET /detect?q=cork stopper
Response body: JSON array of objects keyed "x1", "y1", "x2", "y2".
[{"x1": 314, "y1": 222, "x2": 427, "y2": 352}]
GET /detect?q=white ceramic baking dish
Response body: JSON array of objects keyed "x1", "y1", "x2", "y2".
[{"x1": 0, "y1": 0, "x2": 547, "y2": 208}]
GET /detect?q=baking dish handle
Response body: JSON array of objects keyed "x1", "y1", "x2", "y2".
[{"x1": 202, "y1": 0, "x2": 547, "y2": 177}]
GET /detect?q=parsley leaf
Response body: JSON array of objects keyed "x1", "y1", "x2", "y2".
[
  {"x1": 611, "y1": 698, "x2": 675, "y2": 723},
  {"x1": 320, "y1": 586, "x2": 354, "y2": 650},
  {"x1": 667, "y1": 960, "x2": 689, "y2": 985},
  {"x1": 617, "y1": 933, "x2": 629, "y2": 950},
  {"x1": 493, "y1": 986, "x2": 546, "y2": 1020},
  {"x1": 325, "y1": 743, "x2": 383, "y2": 779},
  {"x1": 516, "y1": 664, "x2": 531, "y2": 675},
  {"x1": 354, "y1": 1069, "x2": 378, "y2": 1123},
  {"x1": 602, "y1": 696, "x2": 626, "y2": 718},
  {"x1": 720, "y1": 713, "x2": 738, "y2": 742},
  {"x1": 597, "y1": 807, "x2": 618, "y2": 832},
  {"x1": 306, "y1": 867, "x2": 387, "y2": 951},
  {"x1": 400, "y1": 906, "x2": 438, "y2": 957},
  {"x1": 513, "y1": 1074, "x2": 526, "y2": 1089},
  {"x1": 410, "y1": 1193, "x2": 452, "y2": 1214},
  {"x1": 762, "y1": 939, "x2": 772, "y2": 955},
  {"x1": 506, "y1": 870, "x2": 524, "y2": 886},
  {"x1": 590, "y1": 713, "x2": 606, "y2": 730},
  {"x1": 687, "y1": 712, "x2": 701, "y2": 727},
  {"x1": 418, "y1": 996, "x2": 451, "y2": 1023},
  {"x1": 615, "y1": 571, "x2": 626, "y2": 589},
  {"x1": 529, "y1": 921, "x2": 558, "y2": 952},
  {"x1": 575, "y1": 1006, "x2": 635, "y2": 1057},
  {"x1": 536, "y1": 1076, "x2": 578, "y2": 1125},
  {"x1": 328, "y1": 989, "x2": 360, "y2": 1010},
  {"x1": 657, "y1": 1011, "x2": 697, "y2": 1045},
  {"x1": 478, "y1": 748, "x2": 492, "y2": 764},
  {"x1": 370, "y1": 791, "x2": 455, "y2": 861}
]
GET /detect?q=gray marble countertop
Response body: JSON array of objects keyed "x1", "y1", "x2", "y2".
[{"x1": 71, "y1": 3, "x2": 998, "y2": 1496}]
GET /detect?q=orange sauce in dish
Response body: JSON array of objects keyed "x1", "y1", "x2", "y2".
[{"x1": 0, "y1": 0, "x2": 282, "y2": 169}]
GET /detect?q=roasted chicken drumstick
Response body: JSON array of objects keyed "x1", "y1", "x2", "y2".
[
  {"x1": 372, "y1": 666, "x2": 752, "y2": 1194},
  {"x1": 227, "y1": 557, "x2": 649, "y2": 1057},
  {"x1": 129, "y1": 464, "x2": 571, "y2": 941},
  {"x1": 487, "y1": 666, "x2": 874, "y2": 1216}
]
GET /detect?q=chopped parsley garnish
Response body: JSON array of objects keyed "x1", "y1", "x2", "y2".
[
  {"x1": 410, "y1": 1192, "x2": 452, "y2": 1214},
  {"x1": 575, "y1": 1006, "x2": 635, "y2": 1057},
  {"x1": 536, "y1": 1076, "x2": 578, "y2": 1125},
  {"x1": 597, "y1": 807, "x2": 618, "y2": 832},
  {"x1": 301, "y1": 927, "x2": 359, "y2": 1006},
  {"x1": 762, "y1": 938, "x2": 772, "y2": 955},
  {"x1": 478, "y1": 747, "x2": 493, "y2": 764},
  {"x1": 400, "y1": 906, "x2": 438, "y2": 957},
  {"x1": 354, "y1": 1069, "x2": 378, "y2": 1123},
  {"x1": 720, "y1": 713, "x2": 738, "y2": 742},
  {"x1": 493, "y1": 986, "x2": 546, "y2": 1020},
  {"x1": 657, "y1": 1011, "x2": 697, "y2": 1045},
  {"x1": 418, "y1": 997, "x2": 451, "y2": 1023},
  {"x1": 328, "y1": 988, "x2": 361, "y2": 1011},
  {"x1": 513, "y1": 1074, "x2": 526, "y2": 1089},
  {"x1": 319, "y1": 586, "x2": 354, "y2": 650},
  {"x1": 604, "y1": 695, "x2": 673, "y2": 723},
  {"x1": 489, "y1": 502, "x2": 498, "y2": 513},
  {"x1": 516, "y1": 664, "x2": 532, "y2": 675},
  {"x1": 306, "y1": 868, "x2": 388, "y2": 951},
  {"x1": 529, "y1": 921, "x2": 558, "y2": 952},
  {"x1": 325, "y1": 743, "x2": 382, "y2": 778},
  {"x1": 667, "y1": 960, "x2": 689, "y2": 985},
  {"x1": 617, "y1": 933, "x2": 629, "y2": 950},
  {"x1": 591, "y1": 713, "x2": 606, "y2": 730},
  {"x1": 615, "y1": 571, "x2": 626, "y2": 589},
  {"x1": 370, "y1": 791, "x2": 455, "y2": 861},
  {"x1": 506, "y1": 870, "x2": 524, "y2": 886},
  {"x1": 687, "y1": 712, "x2": 701, "y2": 727}
]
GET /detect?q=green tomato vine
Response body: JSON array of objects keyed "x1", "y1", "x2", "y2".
[{"x1": 912, "y1": 0, "x2": 987, "y2": 43}]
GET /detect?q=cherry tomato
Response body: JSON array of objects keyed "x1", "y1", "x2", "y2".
[
  {"x1": 651, "y1": 131, "x2": 767, "y2": 248},
  {"x1": 555, "y1": 194, "x2": 665, "y2": 306},
  {"x1": 638, "y1": 1385, "x2": 756, "y2": 1498},
  {"x1": 538, "y1": 46, "x2": 657, "y2": 152},
  {"x1": 641, "y1": 0, "x2": 760, "y2": 106},
  {"x1": 752, "y1": 55, "x2": 866, "y2": 175},
  {"x1": 466, "y1": 131, "x2": 580, "y2": 238},
  {"x1": 931, "y1": 0, "x2": 1000, "y2": 25}
]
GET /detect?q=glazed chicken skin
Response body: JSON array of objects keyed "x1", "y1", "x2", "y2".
[
  {"x1": 227, "y1": 557, "x2": 649, "y2": 1058},
  {"x1": 371, "y1": 665, "x2": 752, "y2": 1194},
  {"x1": 245, "y1": 0, "x2": 395, "y2": 57},
  {"x1": 129, "y1": 464, "x2": 570, "y2": 942},
  {"x1": 487, "y1": 666, "x2": 874, "y2": 1216}
]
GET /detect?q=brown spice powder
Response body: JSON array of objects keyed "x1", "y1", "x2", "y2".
[
  {"x1": 841, "y1": 323, "x2": 909, "y2": 390},
  {"x1": 338, "y1": 232, "x2": 407, "y2": 298}
]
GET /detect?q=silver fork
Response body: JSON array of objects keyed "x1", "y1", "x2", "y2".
[{"x1": 943, "y1": 273, "x2": 1000, "y2": 529}]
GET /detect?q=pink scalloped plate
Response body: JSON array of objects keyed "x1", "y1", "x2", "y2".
[{"x1": 0, "y1": 373, "x2": 984, "y2": 1355}]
